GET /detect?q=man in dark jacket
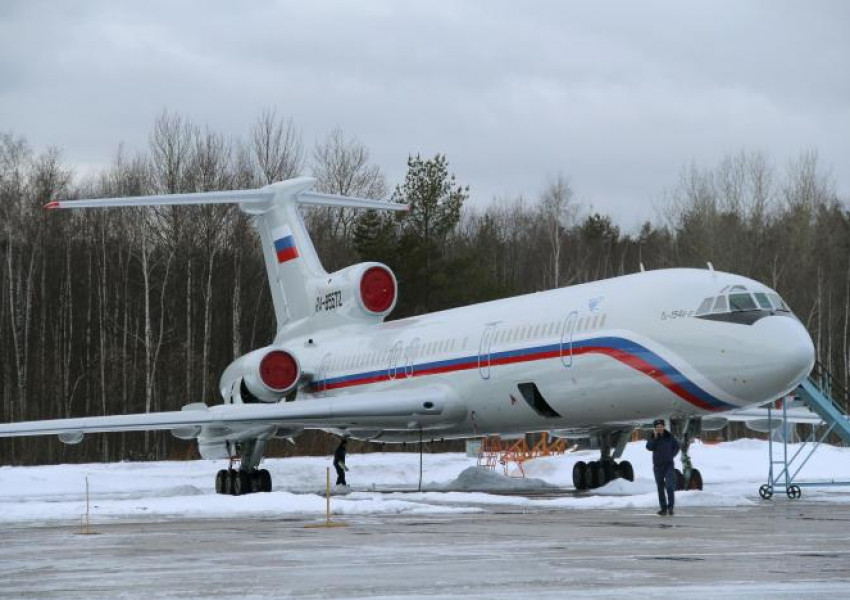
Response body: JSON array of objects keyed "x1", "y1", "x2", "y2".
[
  {"x1": 333, "y1": 438, "x2": 349, "y2": 486},
  {"x1": 646, "y1": 418, "x2": 680, "y2": 515}
]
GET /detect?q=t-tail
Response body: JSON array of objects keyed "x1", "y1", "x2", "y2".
[{"x1": 47, "y1": 177, "x2": 408, "y2": 334}]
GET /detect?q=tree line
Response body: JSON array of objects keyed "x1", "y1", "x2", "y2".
[{"x1": 0, "y1": 109, "x2": 847, "y2": 465}]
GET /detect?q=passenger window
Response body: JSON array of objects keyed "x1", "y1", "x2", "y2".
[
  {"x1": 754, "y1": 292, "x2": 772, "y2": 310},
  {"x1": 711, "y1": 296, "x2": 728, "y2": 313},
  {"x1": 695, "y1": 297, "x2": 713, "y2": 315}
]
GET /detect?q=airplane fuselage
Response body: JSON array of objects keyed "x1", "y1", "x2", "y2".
[{"x1": 261, "y1": 268, "x2": 814, "y2": 442}]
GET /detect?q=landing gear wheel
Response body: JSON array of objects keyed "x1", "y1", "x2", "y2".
[
  {"x1": 618, "y1": 460, "x2": 634, "y2": 482},
  {"x1": 601, "y1": 460, "x2": 616, "y2": 484},
  {"x1": 588, "y1": 461, "x2": 605, "y2": 489},
  {"x1": 759, "y1": 484, "x2": 773, "y2": 500},
  {"x1": 573, "y1": 461, "x2": 588, "y2": 491},
  {"x1": 687, "y1": 468, "x2": 703, "y2": 491},
  {"x1": 224, "y1": 469, "x2": 236, "y2": 495},
  {"x1": 233, "y1": 471, "x2": 250, "y2": 496},
  {"x1": 215, "y1": 469, "x2": 227, "y2": 494},
  {"x1": 787, "y1": 485, "x2": 802, "y2": 499},
  {"x1": 258, "y1": 469, "x2": 272, "y2": 493},
  {"x1": 675, "y1": 469, "x2": 685, "y2": 491}
]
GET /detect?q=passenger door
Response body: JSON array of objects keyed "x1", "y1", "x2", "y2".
[
  {"x1": 478, "y1": 324, "x2": 496, "y2": 380},
  {"x1": 560, "y1": 311, "x2": 578, "y2": 367}
]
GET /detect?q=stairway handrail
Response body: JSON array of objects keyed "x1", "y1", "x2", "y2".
[{"x1": 809, "y1": 361, "x2": 849, "y2": 413}]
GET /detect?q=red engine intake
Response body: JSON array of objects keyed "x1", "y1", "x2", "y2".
[
  {"x1": 359, "y1": 266, "x2": 396, "y2": 314},
  {"x1": 259, "y1": 350, "x2": 300, "y2": 393}
]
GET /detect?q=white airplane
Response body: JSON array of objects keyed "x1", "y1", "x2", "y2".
[{"x1": 0, "y1": 178, "x2": 815, "y2": 495}]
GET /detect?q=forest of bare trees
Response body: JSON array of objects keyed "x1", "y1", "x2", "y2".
[{"x1": 1, "y1": 109, "x2": 847, "y2": 465}]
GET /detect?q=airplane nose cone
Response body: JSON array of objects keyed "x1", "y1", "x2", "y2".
[{"x1": 751, "y1": 316, "x2": 815, "y2": 398}]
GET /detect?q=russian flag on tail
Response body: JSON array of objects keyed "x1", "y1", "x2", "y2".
[{"x1": 273, "y1": 228, "x2": 299, "y2": 264}]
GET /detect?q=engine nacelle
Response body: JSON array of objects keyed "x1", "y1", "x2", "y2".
[
  {"x1": 311, "y1": 262, "x2": 398, "y2": 322},
  {"x1": 220, "y1": 346, "x2": 301, "y2": 403}
]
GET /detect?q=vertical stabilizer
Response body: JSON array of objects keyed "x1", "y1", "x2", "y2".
[{"x1": 252, "y1": 178, "x2": 328, "y2": 327}]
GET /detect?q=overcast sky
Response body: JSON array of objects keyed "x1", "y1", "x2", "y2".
[{"x1": 1, "y1": 1, "x2": 847, "y2": 230}]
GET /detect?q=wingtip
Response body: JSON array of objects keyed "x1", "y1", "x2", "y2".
[{"x1": 44, "y1": 201, "x2": 61, "y2": 210}]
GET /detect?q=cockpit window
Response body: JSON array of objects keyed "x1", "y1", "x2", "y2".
[
  {"x1": 729, "y1": 292, "x2": 758, "y2": 312},
  {"x1": 695, "y1": 297, "x2": 713, "y2": 316},
  {"x1": 768, "y1": 293, "x2": 789, "y2": 312},
  {"x1": 753, "y1": 292, "x2": 772, "y2": 310},
  {"x1": 695, "y1": 284, "x2": 796, "y2": 323},
  {"x1": 711, "y1": 295, "x2": 728, "y2": 313}
]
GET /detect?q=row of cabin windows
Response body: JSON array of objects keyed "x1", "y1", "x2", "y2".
[
  {"x1": 329, "y1": 337, "x2": 465, "y2": 373},
  {"x1": 326, "y1": 312, "x2": 607, "y2": 373}
]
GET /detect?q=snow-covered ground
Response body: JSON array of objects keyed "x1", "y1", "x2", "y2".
[{"x1": 2, "y1": 439, "x2": 849, "y2": 524}]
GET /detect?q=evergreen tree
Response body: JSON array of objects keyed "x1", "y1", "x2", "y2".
[{"x1": 390, "y1": 154, "x2": 468, "y2": 314}]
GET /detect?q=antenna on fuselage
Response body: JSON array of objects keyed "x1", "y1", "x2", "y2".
[
  {"x1": 706, "y1": 262, "x2": 714, "y2": 272},
  {"x1": 639, "y1": 262, "x2": 646, "y2": 272}
]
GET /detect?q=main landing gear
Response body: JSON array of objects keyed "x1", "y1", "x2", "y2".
[
  {"x1": 573, "y1": 430, "x2": 635, "y2": 490},
  {"x1": 671, "y1": 417, "x2": 704, "y2": 491},
  {"x1": 214, "y1": 439, "x2": 273, "y2": 496},
  {"x1": 215, "y1": 467, "x2": 272, "y2": 495}
]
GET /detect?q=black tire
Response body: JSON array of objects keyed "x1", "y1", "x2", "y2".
[
  {"x1": 234, "y1": 471, "x2": 250, "y2": 496},
  {"x1": 602, "y1": 460, "x2": 616, "y2": 484},
  {"x1": 675, "y1": 469, "x2": 685, "y2": 491},
  {"x1": 618, "y1": 460, "x2": 634, "y2": 482},
  {"x1": 224, "y1": 469, "x2": 235, "y2": 495},
  {"x1": 787, "y1": 485, "x2": 802, "y2": 499},
  {"x1": 588, "y1": 461, "x2": 606, "y2": 489},
  {"x1": 688, "y1": 468, "x2": 703, "y2": 491},
  {"x1": 586, "y1": 461, "x2": 598, "y2": 488},
  {"x1": 258, "y1": 469, "x2": 272, "y2": 493},
  {"x1": 573, "y1": 461, "x2": 588, "y2": 490},
  {"x1": 215, "y1": 469, "x2": 227, "y2": 494},
  {"x1": 759, "y1": 484, "x2": 773, "y2": 499}
]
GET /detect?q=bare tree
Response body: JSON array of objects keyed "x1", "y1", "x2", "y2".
[
  {"x1": 251, "y1": 109, "x2": 304, "y2": 184},
  {"x1": 538, "y1": 174, "x2": 575, "y2": 289},
  {"x1": 149, "y1": 110, "x2": 196, "y2": 194}
]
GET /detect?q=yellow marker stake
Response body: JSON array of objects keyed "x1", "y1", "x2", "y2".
[
  {"x1": 76, "y1": 475, "x2": 98, "y2": 535},
  {"x1": 304, "y1": 467, "x2": 347, "y2": 529}
]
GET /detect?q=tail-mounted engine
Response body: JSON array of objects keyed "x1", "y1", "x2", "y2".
[
  {"x1": 311, "y1": 262, "x2": 397, "y2": 323},
  {"x1": 220, "y1": 346, "x2": 301, "y2": 404}
]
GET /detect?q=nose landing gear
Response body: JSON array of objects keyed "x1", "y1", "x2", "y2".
[{"x1": 671, "y1": 417, "x2": 704, "y2": 491}]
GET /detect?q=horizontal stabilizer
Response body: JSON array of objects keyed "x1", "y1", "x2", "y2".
[
  {"x1": 45, "y1": 189, "x2": 276, "y2": 210},
  {"x1": 298, "y1": 191, "x2": 408, "y2": 212},
  {"x1": 45, "y1": 177, "x2": 407, "y2": 212}
]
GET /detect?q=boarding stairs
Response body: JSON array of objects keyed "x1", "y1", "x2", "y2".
[
  {"x1": 476, "y1": 433, "x2": 569, "y2": 477},
  {"x1": 760, "y1": 361, "x2": 850, "y2": 499}
]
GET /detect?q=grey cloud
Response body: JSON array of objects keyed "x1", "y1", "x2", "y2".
[{"x1": 1, "y1": 0, "x2": 847, "y2": 229}]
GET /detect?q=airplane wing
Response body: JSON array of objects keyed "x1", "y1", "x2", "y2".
[{"x1": 0, "y1": 387, "x2": 463, "y2": 442}]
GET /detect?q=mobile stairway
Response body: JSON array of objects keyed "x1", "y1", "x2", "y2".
[{"x1": 759, "y1": 361, "x2": 850, "y2": 500}]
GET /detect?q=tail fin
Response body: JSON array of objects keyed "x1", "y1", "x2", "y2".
[{"x1": 48, "y1": 177, "x2": 407, "y2": 330}]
